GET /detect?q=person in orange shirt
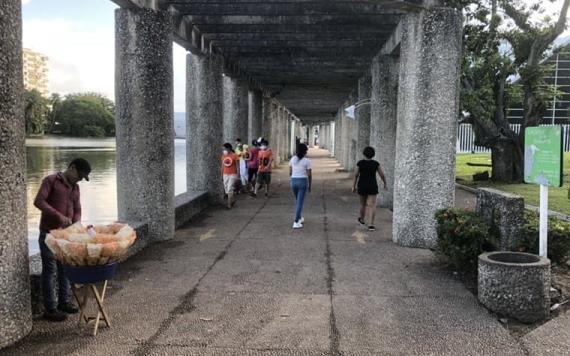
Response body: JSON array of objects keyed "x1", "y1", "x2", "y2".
[
  {"x1": 254, "y1": 139, "x2": 274, "y2": 197},
  {"x1": 221, "y1": 143, "x2": 240, "y2": 209}
]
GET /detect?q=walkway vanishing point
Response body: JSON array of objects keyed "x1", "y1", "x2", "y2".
[{"x1": 2, "y1": 150, "x2": 535, "y2": 355}]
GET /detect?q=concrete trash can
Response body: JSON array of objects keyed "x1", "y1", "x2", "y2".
[{"x1": 478, "y1": 251, "x2": 550, "y2": 323}]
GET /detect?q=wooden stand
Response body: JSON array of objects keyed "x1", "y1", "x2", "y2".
[{"x1": 71, "y1": 281, "x2": 111, "y2": 336}]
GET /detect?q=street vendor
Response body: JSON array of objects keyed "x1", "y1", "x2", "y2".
[{"x1": 34, "y1": 158, "x2": 91, "y2": 322}]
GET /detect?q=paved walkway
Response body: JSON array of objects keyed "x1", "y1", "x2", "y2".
[{"x1": 3, "y1": 148, "x2": 533, "y2": 355}]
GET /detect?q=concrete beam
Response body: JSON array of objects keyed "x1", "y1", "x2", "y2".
[
  {"x1": 171, "y1": 3, "x2": 408, "y2": 16},
  {"x1": 204, "y1": 32, "x2": 392, "y2": 42},
  {"x1": 185, "y1": 15, "x2": 402, "y2": 26},
  {"x1": 193, "y1": 24, "x2": 399, "y2": 34},
  {"x1": 214, "y1": 40, "x2": 386, "y2": 48}
]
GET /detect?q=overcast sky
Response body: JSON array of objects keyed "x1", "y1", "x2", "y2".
[
  {"x1": 22, "y1": 0, "x2": 187, "y2": 111},
  {"x1": 22, "y1": 0, "x2": 570, "y2": 113}
]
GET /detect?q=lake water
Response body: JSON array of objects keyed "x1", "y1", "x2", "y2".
[{"x1": 26, "y1": 136, "x2": 187, "y2": 255}]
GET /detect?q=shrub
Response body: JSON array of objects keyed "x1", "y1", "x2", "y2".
[
  {"x1": 435, "y1": 208, "x2": 496, "y2": 272},
  {"x1": 519, "y1": 211, "x2": 570, "y2": 264}
]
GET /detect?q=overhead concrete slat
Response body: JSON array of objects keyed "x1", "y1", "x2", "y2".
[
  {"x1": 113, "y1": 0, "x2": 408, "y2": 123},
  {"x1": 203, "y1": 32, "x2": 391, "y2": 41},
  {"x1": 184, "y1": 15, "x2": 401, "y2": 26},
  {"x1": 169, "y1": 2, "x2": 407, "y2": 16},
  {"x1": 194, "y1": 24, "x2": 397, "y2": 33}
]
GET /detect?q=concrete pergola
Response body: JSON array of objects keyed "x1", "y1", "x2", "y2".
[{"x1": 0, "y1": 0, "x2": 461, "y2": 347}]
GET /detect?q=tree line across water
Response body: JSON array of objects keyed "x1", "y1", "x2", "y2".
[{"x1": 25, "y1": 90, "x2": 115, "y2": 137}]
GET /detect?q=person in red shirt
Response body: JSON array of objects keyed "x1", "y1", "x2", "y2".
[
  {"x1": 255, "y1": 139, "x2": 274, "y2": 197},
  {"x1": 221, "y1": 143, "x2": 240, "y2": 209},
  {"x1": 247, "y1": 139, "x2": 260, "y2": 193},
  {"x1": 34, "y1": 158, "x2": 91, "y2": 322}
]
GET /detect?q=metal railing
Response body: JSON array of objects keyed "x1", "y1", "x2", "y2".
[{"x1": 457, "y1": 123, "x2": 570, "y2": 153}]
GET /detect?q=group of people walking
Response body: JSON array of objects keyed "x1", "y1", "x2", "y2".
[
  {"x1": 222, "y1": 139, "x2": 387, "y2": 231},
  {"x1": 221, "y1": 137, "x2": 274, "y2": 209}
]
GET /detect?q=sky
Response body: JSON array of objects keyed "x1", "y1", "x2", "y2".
[
  {"x1": 22, "y1": 0, "x2": 187, "y2": 112},
  {"x1": 21, "y1": 0, "x2": 570, "y2": 113}
]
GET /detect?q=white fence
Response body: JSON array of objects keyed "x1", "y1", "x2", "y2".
[{"x1": 457, "y1": 123, "x2": 570, "y2": 153}]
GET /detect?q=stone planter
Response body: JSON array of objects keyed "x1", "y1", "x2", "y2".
[{"x1": 478, "y1": 252, "x2": 550, "y2": 323}]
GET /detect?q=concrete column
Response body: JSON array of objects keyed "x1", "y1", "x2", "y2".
[
  {"x1": 248, "y1": 89, "x2": 263, "y2": 143},
  {"x1": 348, "y1": 114, "x2": 360, "y2": 172},
  {"x1": 288, "y1": 116, "x2": 293, "y2": 158},
  {"x1": 356, "y1": 74, "x2": 372, "y2": 159},
  {"x1": 261, "y1": 96, "x2": 272, "y2": 141},
  {"x1": 328, "y1": 123, "x2": 333, "y2": 151},
  {"x1": 0, "y1": 0, "x2": 32, "y2": 347},
  {"x1": 223, "y1": 76, "x2": 248, "y2": 143},
  {"x1": 371, "y1": 54, "x2": 399, "y2": 209},
  {"x1": 280, "y1": 110, "x2": 287, "y2": 161},
  {"x1": 284, "y1": 113, "x2": 289, "y2": 160},
  {"x1": 342, "y1": 111, "x2": 350, "y2": 170},
  {"x1": 115, "y1": 7, "x2": 174, "y2": 242},
  {"x1": 393, "y1": 8, "x2": 462, "y2": 248},
  {"x1": 186, "y1": 53, "x2": 223, "y2": 202},
  {"x1": 268, "y1": 102, "x2": 278, "y2": 164},
  {"x1": 309, "y1": 126, "x2": 315, "y2": 148},
  {"x1": 330, "y1": 121, "x2": 336, "y2": 156},
  {"x1": 334, "y1": 112, "x2": 342, "y2": 159},
  {"x1": 273, "y1": 106, "x2": 279, "y2": 164},
  {"x1": 290, "y1": 119, "x2": 296, "y2": 156}
]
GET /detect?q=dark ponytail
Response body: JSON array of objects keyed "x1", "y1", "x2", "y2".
[{"x1": 296, "y1": 143, "x2": 308, "y2": 159}]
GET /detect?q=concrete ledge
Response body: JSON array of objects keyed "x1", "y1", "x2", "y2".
[
  {"x1": 28, "y1": 192, "x2": 209, "y2": 316},
  {"x1": 175, "y1": 191, "x2": 209, "y2": 229}
]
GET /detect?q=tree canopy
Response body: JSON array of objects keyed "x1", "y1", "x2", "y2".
[
  {"x1": 24, "y1": 89, "x2": 49, "y2": 135},
  {"x1": 56, "y1": 93, "x2": 115, "y2": 137}
]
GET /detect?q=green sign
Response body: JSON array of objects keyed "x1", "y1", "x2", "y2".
[{"x1": 524, "y1": 126, "x2": 563, "y2": 187}]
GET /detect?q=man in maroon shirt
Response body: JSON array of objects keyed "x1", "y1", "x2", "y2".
[{"x1": 34, "y1": 158, "x2": 91, "y2": 321}]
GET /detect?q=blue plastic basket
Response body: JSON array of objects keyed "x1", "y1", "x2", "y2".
[{"x1": 62, "y1": 263, "x2": 117, "y2": 284}]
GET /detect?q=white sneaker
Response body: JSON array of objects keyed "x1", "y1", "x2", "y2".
[
  {"x1": 292, "y1": 222, "x2": 303, "y2": 229},
  {"x1": 300, "y1": 217, "x2": 305, "y2": 224}
]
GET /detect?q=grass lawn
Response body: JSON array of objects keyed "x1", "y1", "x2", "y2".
[{"x1": 456, "y1": 153, "x2": 570, "y2": 215}]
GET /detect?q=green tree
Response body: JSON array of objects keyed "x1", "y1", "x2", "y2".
[
  {"x1": 458, "y1": 0, "x2": 570, "y2": 182},
  {"x1": 24, "y1": 89, "x2": 49, "y2": 135},
  {"x1": 56, "y1": 93, "x2": 115, "y2": 137},
  {"x1": 46, "y1": 93, "x2": 62, "y2": 134}
]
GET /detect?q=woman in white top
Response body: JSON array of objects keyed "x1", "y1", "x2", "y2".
[{"x1": 289, "y1": 143, "x2": 312, "y2": 229}]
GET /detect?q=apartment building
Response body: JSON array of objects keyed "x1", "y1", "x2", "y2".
[{"x1": 23, "y1": 48, "x2": 49, "y2": 97}]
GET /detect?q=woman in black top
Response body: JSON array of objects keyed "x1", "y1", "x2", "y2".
[{"x1": 352, "y1": 146, "x2": 387, "y2": 231}]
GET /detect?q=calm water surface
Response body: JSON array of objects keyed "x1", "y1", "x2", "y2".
[{"x1": 26, "y1": 136, "x2": 187, "y2": 254}]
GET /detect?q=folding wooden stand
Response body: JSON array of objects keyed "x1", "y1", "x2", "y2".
[{"x1": 71, "y1": 281, "x2": 111, "y2": 336}]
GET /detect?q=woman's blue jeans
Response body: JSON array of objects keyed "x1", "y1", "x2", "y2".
[{"x1": 291, "y1": 177, "x2": 308, "y2": 223}]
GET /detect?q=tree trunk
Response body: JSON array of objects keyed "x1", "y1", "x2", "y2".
[{"x1": 491, "y1": 137, "x2": 517, "y2": 182}]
